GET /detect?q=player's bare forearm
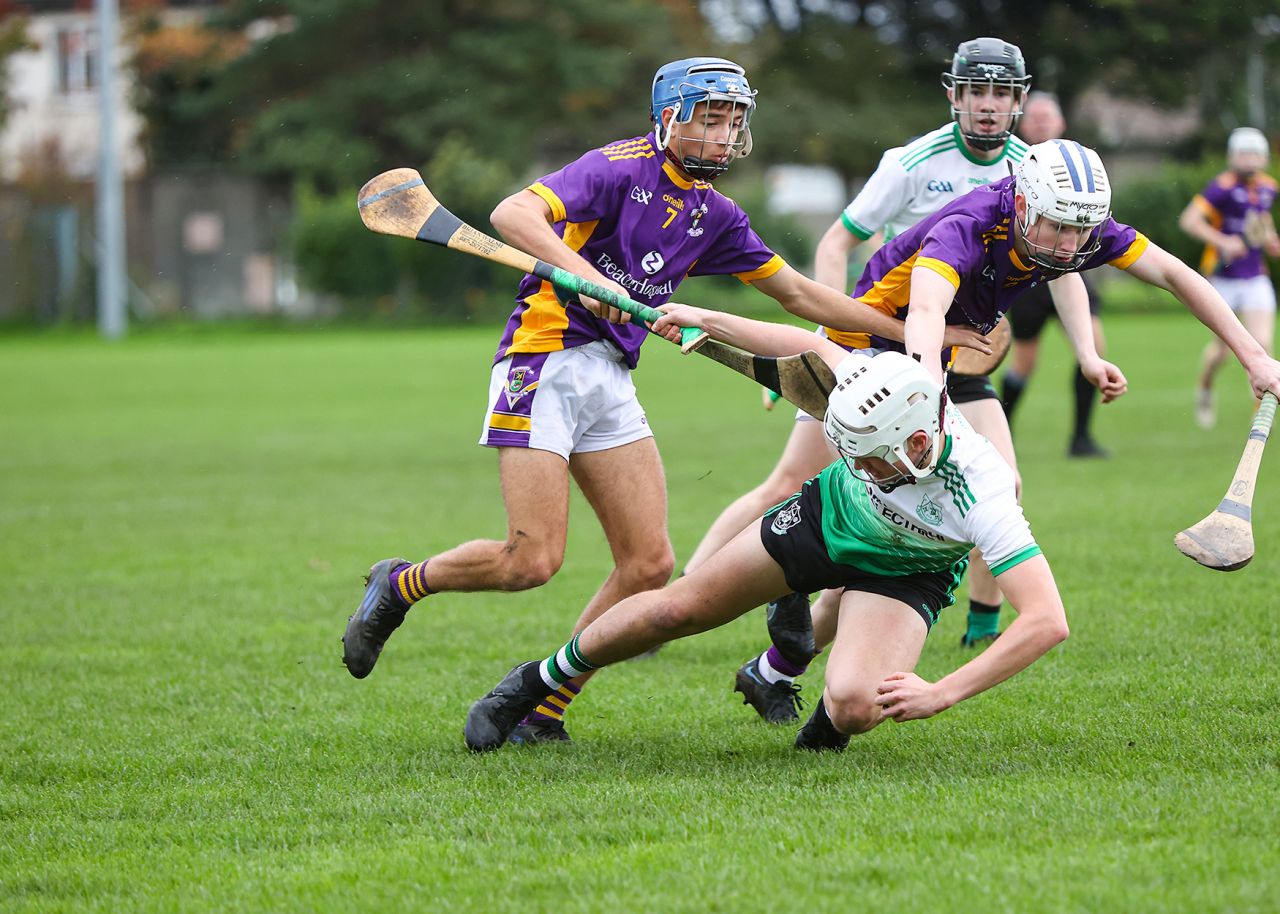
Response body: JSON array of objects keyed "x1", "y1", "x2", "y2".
[
  {"x1": 751, "y1": 264, "x2": 904, "y2": 340},
  {"x1": 1047, "y1": 273, "x2": 1100, "y2": 364},
  {"x1": 917, "y1": 556, "x2": 1068, "y2": 713},
  {"x1": 903, "y1": 267, "x2": 953, "y2": 383},
  {"x1": 490, "y1": 191, "x2": 607, "y2": 286},
  {"x1": 652, "y1": 304, "x2": 846, "y2": 366},
  {"x1": 1128, "y1": 244, "x2": 1269, "y2": 366}
]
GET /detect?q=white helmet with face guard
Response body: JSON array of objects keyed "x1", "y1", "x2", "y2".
[
  {"x1": 1014, "y1": 139, "x2": 1112, "y2": 274},
  {"x1": 823, "y1": 352, "x2": 945, "y2": 491}
]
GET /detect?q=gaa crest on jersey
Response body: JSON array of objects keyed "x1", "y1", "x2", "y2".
[
  {"x1": 916, "y1": 494, "x2": 943, "y2": 526},
  {"x1": 770, "y1": 499, "x2": 802, "y2": 535},
  {"x1": 505, "y1": 366, "x2": 538, "y2": 408}
]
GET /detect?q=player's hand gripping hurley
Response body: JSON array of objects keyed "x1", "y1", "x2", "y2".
[
  {"x1": 1174, "y1": 392, "x2": 1277, "y2": 571},
  {"x1": 358, "y1": 168, "x2": 707, "y2": 352},
  {"x1": 357, "y1": 168, "x2": 836, "y2": 419}
]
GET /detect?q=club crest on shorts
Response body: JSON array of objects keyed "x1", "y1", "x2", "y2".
[
  {"x1": 916, "y1": 494, "x2": 943, "y2": 526},
  {"x1": 770, "y1": 499, "x2": 802, "y2": 535},
  {"x1": 505, "y1": 366, "x2": 538, "y2": 408}
]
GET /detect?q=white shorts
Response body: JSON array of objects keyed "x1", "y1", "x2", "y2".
[
  {"x1": 1209, "y1": 275, "x2": 1277, "y2": 315},
  {"x1": 479, "y1": 341, "x2": 652, "y2": 459}
]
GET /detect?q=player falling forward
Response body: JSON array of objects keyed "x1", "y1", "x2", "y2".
[
  {"x1": 1179, "y1": 127, "x2": 1280, "y2": 429},
  {"x1": 727, "y1": 139, "x2": 1280, "y2": 722},
  {"x1": 1000, "y1": 91, "x2": 1112, "y2": 458},
  {"x1": 340, "y1": 57, "x2": 985, "y2": 744},
  {"x1": 684, "y1": 38, "x2": 1033, "y2": 709},
  {"x1": 464, "y1": 345, "x2": 1069, "y2": 754}
]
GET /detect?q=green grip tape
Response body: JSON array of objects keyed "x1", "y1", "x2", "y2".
[
  {"x1": 549, "y1": 268, "x2": 660, "y2": 323},
  {"x1": 549, "y1": 267, "x2": 703, "y2": 350},
  {"x1": 1252, "y1": 391, "x2": 1277, "y2": 439}
]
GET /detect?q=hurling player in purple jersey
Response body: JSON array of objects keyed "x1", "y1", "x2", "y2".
[
  {"x1": 1179, "y1": 127, "x2": 1280, "y2": 429},
  {"x1": 714, "y1": 139, "x2": 1280, "y2": 706},
  {"x1": 339, "y1": 57, "x2": 988, "y2": 742},
  {"x1": 1002, "y1": 92, "x2": 1112, "y2": 460}
]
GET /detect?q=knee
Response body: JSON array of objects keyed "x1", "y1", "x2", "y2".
[
  {"x1": 619, "y1": 544, "x2": 676, "y2": 592},
  {"x1": 761, "y1": 471, "x2": 809, "y2": 504},
  {"x1": 501, "y1": 545, "x2": 563, "y2": 591},
  {"x1": 825, "y1": 688, "x2": 881, "y2": 735},
  {"x1": 646, "y1": 593, "x2": 702, "y2": 637}
]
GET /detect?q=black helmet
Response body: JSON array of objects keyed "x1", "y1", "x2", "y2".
[{"x1": 941, "y1": 37, "x2": 1032, "y2": 152}]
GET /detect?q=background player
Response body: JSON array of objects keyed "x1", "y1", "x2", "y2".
[
  {"x1": 340, "y1": 57, "x2": 987, "y2": 745},
  {"x1": 1179, "y1": 126, "x2": 1280, "y2": 428},
  {"x1": 1000, "y1": 91, "x2": 1112, "y2": 458}
]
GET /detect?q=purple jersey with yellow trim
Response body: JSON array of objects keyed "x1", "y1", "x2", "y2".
[
  {"x1": 495, "y1": 133, "x2": 784, "y2": 369},
  {"x1": 824, "y1": 176, "x2": 1149, "y2": 356},
  {"x1": 1191, "y1": 171, "x2": 1278, "y2": 279}
]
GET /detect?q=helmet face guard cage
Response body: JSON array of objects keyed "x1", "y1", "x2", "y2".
[
  {"x1": 651, "y1": 58, "x2": 756, "y2": 179},
  {"x1": 1015, "y1": 139, "x2": 1112, "y2": 276},
  {"x1": 1016, "y1": 211, "x2": 1107, "y2": 276},
  {"x1": 942, "y1": 38, "x2": 1031, "y2": 152}
]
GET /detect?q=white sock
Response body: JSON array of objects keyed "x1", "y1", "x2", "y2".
[{"x1": 757, "y1": 650, "x2": 794, "y2": 684}]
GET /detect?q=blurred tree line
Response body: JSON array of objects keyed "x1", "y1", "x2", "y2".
[{"x1": 121, "y1": 0, "x2": 1280, "y2": 316}]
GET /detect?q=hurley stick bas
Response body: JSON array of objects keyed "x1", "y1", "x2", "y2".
[
  {"x1": 1174, "y1": 391, "x2": 1277, "y2": 571},
  {"x1": 357, "y1": 167, "x2": 836, "y2": 418}
]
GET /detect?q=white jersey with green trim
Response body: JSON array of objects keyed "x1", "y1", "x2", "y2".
[
  {"x1": 816, "y1": 404, "x2": 1041, "y2": 578},
  {"x1": 840, "y1": 123, "x2": 1029, "y2": 243}
]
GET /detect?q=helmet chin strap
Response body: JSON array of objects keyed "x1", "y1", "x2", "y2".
[{"x1": 662, "y1": 147, "x2": 725, "y2": 180}]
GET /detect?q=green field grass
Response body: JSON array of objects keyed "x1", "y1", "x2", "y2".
[{"x1": 2, "y1": 314, "x2": 1277, "y2": 913}]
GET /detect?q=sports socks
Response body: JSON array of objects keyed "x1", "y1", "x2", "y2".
[
  {"x1": 1072, "y1": 366, "x2": 1098, "y2": 442},
  {"x1": 538, "y1": 634, "x2": 599, "y2": 691},
  {"x1": 520, "y1": 680, "x2": 582, "y2": 727},
  {"x1": 963, "y1": 598, "x2": 1001, "y2": 642},
  {"x1": 389, "y1": 560, "x2": 434, "y2": 607},
  {"x1": 758, "y1": 645, "x2": 807, "y2": 684},
  {"x1": 1001, "y1": 370, "x2": 1027, "y2": 420}
]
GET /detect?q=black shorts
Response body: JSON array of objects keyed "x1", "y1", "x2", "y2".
[
  {"x1": 1008, "y1": 275, "x2": 1102, "y2": 342},
  {"x1": 759, "y1": 481, "x2": 968, "y2": 630},
  {"x1": 947, "y1": 372, "x2": 998, "y2": 404}
]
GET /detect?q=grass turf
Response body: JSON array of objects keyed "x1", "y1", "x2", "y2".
[{"x1": 1, "y1": 313, "x2": 1277, "y2": 913}]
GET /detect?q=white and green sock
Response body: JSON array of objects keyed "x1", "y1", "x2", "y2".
[{"x1": 539, "y1": 634, "x2": 598, "y2": 691}]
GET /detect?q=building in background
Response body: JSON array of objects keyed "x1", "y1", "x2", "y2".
[{"x1": 0, "y1": 1, "x2": 309, "y2": 322}]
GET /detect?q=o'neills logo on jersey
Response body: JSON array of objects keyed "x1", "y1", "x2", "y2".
[{"x1": 595, "y1": 252, "x2": 674, "y2": 299}]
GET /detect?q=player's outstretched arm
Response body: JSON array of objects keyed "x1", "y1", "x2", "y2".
[
  {"x1": 875, "y1": 555, "x2": 1069, "y2": 722},
  {"x1": 1124, "y1": 243, "x2": 1280, "y2": 398},
  {"x1": 651, "y1": 303, "x2": 847, "y2": 368},
  {"x1": 1048, "y1": 273, "x2": 1127, "y2": 402},
  {"x1": 749, "y1": 264, "x2": 991, "y2": 357},
  {"x1": 751, "y1": 263, "x2": 903, "y2": 338}
]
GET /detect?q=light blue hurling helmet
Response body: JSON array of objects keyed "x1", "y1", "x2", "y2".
[{"x1": 650, "y1": 57, "x2": 756, "y2": 179}]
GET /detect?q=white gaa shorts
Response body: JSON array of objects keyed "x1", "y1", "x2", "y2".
[
  {"x1": 1209, "y1": 274, "x2": 1277, "y2": 315},
  {"x1": 479, "y1": 340, "x2": 652, "y2": 459}
]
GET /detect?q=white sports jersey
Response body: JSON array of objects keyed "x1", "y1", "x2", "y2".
[
  {"x1": 816, "y1": 403, "x2": 1040, "y2": 578},
  {"x1": 840, "y1": 123, "x2": 1029, "y2": 242}
]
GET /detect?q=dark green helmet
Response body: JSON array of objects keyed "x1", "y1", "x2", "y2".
[{"x1": 941, "y1": 37, "x2": 1032, "y2": 152}]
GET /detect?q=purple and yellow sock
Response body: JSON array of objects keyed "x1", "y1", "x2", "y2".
[
  {"x1": 521, "y1": 680, "x2": 582, "y2": 727},
  {"x1": 390, "y1": 560, "x2": 434, "y2": 607}
]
